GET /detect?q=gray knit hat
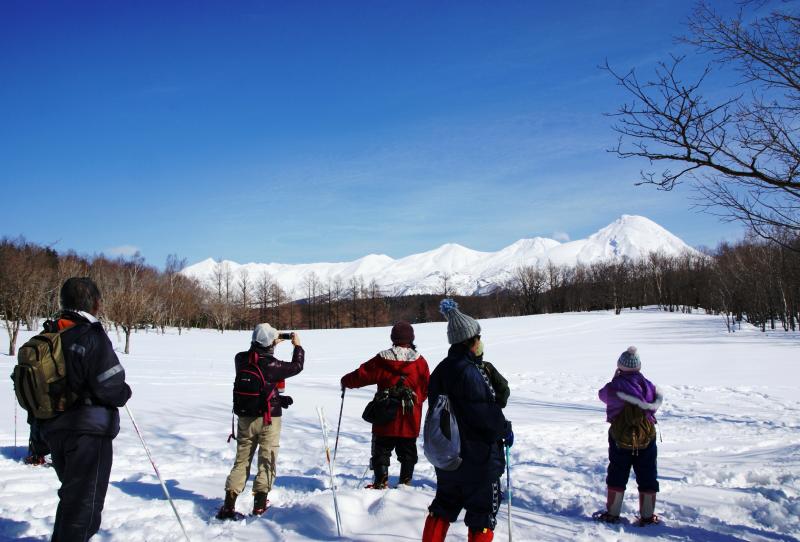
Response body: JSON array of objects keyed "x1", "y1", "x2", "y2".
[
  {"x1": 617, "y1": 346, "x2": 641, "y2": 372},
  {"x1": 440, "y1": 299, "x2": 481, "y2": 345},
  {"x1": 252, "y1": 323, "x2": 279, "y2": 347}
]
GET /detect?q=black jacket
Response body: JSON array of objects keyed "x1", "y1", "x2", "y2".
[
  {"x1": 428, "y1": 343, "x2": 508, "y2": 482},
  {"x1": 234, "y1": 343, "x2": 305, "y2": 418},
  {"x1": 40, "y1": 311, "x2": 132, "y2": 438}
]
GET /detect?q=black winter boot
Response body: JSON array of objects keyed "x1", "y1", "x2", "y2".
[
  {"x1": 399, "y1": 462, "x2": 415, "y2": 485},
  {"x1": 216, "y1": 491, "x2": 244, "y2": 520},
  {"x1": 252, "y1": 492, "x2": 269, "y2": 516},
  {"x1": 366, "y1": 464, "x2": 388, "y2": 489}
]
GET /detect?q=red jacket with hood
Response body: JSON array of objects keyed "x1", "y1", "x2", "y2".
[{"x1": 341, "y1": 346, "x2": 430, "y2": 438}]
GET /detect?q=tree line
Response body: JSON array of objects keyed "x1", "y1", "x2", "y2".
[{"x1": 2, "y1": 231, "x2": 798, "y2": 356}]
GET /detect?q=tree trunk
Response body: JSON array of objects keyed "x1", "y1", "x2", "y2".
[
  {"x1": 123, "y1": 326, "x2": 132, "y2": 354},
  {"x1": 6, "y1": 320, "x2": 20, "y2": 356}
]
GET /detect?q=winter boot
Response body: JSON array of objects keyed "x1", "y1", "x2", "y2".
[
  {"x1": 398, "y1": 462, "x2": 414, "y2": 486},
  {"x1": 366, "y1": 464, "x2": 388, "y2": 489},
  {"x1": 216, "y1": 491, "x2": 244, "y2": 521},
  {"x1": 467, "y1": 528, "x2": 494, "y2": 541},
  {"x1": 592, "y1": 486, "x2": 624, "y2": 523},
  {"x1": 422, "y1": 513, "x2": 450, "y2": 542},
  {"x1": 252, "y1": 492, "x2": 269, "y2": 516},
  {"x1": 637, "y1": 491, "x2": 659, "y2": 526}
]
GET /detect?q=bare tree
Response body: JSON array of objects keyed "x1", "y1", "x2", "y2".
[
  {"x1": 606, "y1": 2, "x2": 800, "y2": 247},
  {"x1": 209, "y1": 260, "x2": 234, "y2": 333}
]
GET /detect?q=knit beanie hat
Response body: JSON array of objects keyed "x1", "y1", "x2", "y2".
[
  {"x1": 252, "y1": 323, "x2": 279, "y2": 347},
  {"x1": 440, "y1": 299, "x2": 481, "y2": 345},
  {"x1": 390, "y1": 321, "x2": 415, "y2": 345},
  {"x1": 617, "y1": 346, "x2": 641, "y2": 372}
]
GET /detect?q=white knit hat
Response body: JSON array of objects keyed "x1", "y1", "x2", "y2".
[{"x1": 252, "y1": 323, "x2": 279, "y2": 347}]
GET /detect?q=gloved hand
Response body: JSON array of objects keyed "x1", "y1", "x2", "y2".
[
  {"x1": 504, "y1": 421, "x2": 514, "y2": 448},
  {"x1": 280, "y1": 395, "x2": 294, "y2": 408}
]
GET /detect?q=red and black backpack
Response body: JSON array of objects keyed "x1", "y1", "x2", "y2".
[{"x1": 232, "y1": 351, "x2": 276, "y2": 420}]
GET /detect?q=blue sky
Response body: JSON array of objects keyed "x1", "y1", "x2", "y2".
[{"x1": 0, "y1": 1, "x2": 746, "y2": 266}]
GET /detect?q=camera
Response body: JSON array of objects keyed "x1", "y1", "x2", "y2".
[{"x1": 279, "y1": 332, "x2": 294, "y2": 340}]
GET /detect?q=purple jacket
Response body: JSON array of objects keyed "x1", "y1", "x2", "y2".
[{"x1": 599, "y1": 371, "x2": 663, "y2": 424}]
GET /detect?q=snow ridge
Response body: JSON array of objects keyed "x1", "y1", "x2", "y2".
[{"x1": 182, "y1": 215, "x2": 697, "y2": 298}]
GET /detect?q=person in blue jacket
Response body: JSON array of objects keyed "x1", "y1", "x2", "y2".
[{"x1": 422, "y1": 299, "x2": 513, "y2": 542}]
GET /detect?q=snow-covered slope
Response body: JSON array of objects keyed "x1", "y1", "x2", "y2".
[
  {"x1": 182, "y1": 215, "x2": 697, "y2": 298},
  {"x1": 2, "y1": 310, "x2": 798, "y2": 541}
]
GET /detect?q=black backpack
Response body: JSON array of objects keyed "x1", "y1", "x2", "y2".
[
  {"x1": 232, "y1": 351, "x2": 276, "y2": 418},
  {"x1": 362, "y1": 375, "x2": 417, "y2": 426}
]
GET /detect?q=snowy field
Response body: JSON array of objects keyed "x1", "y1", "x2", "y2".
[{"x1": 1, "y1": 309, "x2": 799, "y2": 542}]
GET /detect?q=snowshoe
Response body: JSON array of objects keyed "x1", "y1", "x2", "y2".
[
  {"x1": 365, "y1": 481, "x2": 388, "y2": 489},
  {"x1": 636, "y1": 514, "x2": 661, "y2": 527},
  {"x1": 592, "y1": 511, "x2": 621, "y2": 523},
  {"x1": 23, "y1": 454, "x2": 48, "y2": 466},
  {"x1": 215, "y1": 508, "x2": 245, "y2": 521}
]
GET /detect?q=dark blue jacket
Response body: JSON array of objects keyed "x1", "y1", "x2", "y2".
[
  {"x1": 428, "y1": 343, "x2": 507, "y2": 483},
  {"x1": 41, "y1": 311, "x2": 132, "y2": 438}
]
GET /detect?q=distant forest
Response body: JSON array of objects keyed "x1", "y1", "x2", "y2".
[{"x1": 1, "y1": 229, "x2": 799, "y2": 356}]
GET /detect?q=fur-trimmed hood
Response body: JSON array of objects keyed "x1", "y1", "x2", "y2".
[
  {"x1": 617, "y1": 387, "x2": 664, "y2": 412},
  {"x1": 599, "y1": 372, "x2": 662, "y2": 423},
  {"x1": 379, "y1": 346, "x2": 420, "y2": 363}
]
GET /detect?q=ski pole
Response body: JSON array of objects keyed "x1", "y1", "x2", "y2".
[
  {"x1": 356, "y1": 463, "x2": 370, "y2": 489},
  {"x1": 333, "y1": 388, "x2": 345, "y2": 463},
  {"x1": 14, "y1": 396, "x2": 18, "y2": 459},
  {"x1": 316, "y1": 406, "x2": 343, "y2": 537},
  {"x1": 125, "y1": 405, "x2": 191, "y2": 542},
  {"x1": 505, "y1": 445, "x2": 512, "y2": 542}
]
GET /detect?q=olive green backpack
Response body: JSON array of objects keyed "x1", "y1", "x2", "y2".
[
  {"x1": 610, "y1": 402, "x2": 656, "y2": 452},
  {"x1": 12, "y1": 329, "x2": 78, "y2": 419}
]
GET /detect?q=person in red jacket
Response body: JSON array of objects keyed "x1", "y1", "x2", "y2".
[{"x1": 341, "y1": 321, "x2": 430, "y2": 488}]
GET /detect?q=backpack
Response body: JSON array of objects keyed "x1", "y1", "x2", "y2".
[
  {"x1": 610, "y1": 402, "x2": 657, "y2": 451},
  {"x1": 361, "y1": 376, "x2": 417, "y2": 425},
  {"x1": 423, "y1": 394, "x2": 462, "y2": 471},
  {"x1": 12, "y1": 327, "x2": 79, "y2": 419},
  {"x1": 232, "y1": 351, "x2": 276, "y2": 419}
]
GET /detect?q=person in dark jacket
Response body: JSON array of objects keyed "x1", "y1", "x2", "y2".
[
  {"x1": 340, "y1": 321, "x2": 430, "y2": 488},
  {"x1": 40, "y1": 277, "x2": 132, "y2": 542},
  {"x1": 423, "y1": 299, "x2": 512, "y2": 542},
  {"x1": 217, "y1": 323, "x2": 305, "y2": 519}
]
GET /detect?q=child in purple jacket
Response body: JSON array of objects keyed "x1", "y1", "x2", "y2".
[{"x1": 594, "y1": 346, "x2": 663, "y2": 525}]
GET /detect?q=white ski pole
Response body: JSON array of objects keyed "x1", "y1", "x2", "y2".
[
  {"x1": 316, "y1": 406, "x2": 343, "y2": 537},
  {"x1": 356, "y1": 463, "x2": 370, "y2": 489},
  {"x1": 126, "y1": 405, "x2": 191, "y2": 542},
  {"x1": 505, "y1": 445, "x2": 513, "y2": 542},
  {"x1": 14, "y1": 396, "x2": 18, "y2": 459}
]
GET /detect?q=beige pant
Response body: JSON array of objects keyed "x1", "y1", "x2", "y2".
[{"x1": 225, "y1": 415, "x2": 282, "y2": 495}]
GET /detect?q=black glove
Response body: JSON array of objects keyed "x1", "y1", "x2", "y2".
[
  {"x1": 280, "y1": 395, "x2": 294, "y2": 409},
  {"x1": 504, "y1": 420, "x2": 514, "y2": 448}
]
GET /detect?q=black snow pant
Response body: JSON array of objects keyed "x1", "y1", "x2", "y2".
[
  {"x1": 47, "y1": 432, "x2": 113, "y2": 542},
  {"x1": 28, "y1": 417, "x2": 51, "y2": 457},
  {"x1": 370, "y1": 435, "x2": 418, "y2": 468},
  {"x1": 429, "y1": 477, "x2": 502, "y2": 531},
  {"x1": 606, "y1": 435, "x2": 659, "y2": 492}
]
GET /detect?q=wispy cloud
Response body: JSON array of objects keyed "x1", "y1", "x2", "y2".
[
  {"x1": 106, "y1": 245, "x2": 140, "y2": 257},
  {"x1": 552, "y1": 231, "x2": 570, "y2": 242}
]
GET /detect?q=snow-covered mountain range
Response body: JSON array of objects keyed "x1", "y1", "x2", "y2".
[{"x1": 181, "y1": 215, "x2": 697, "y2": 298}]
